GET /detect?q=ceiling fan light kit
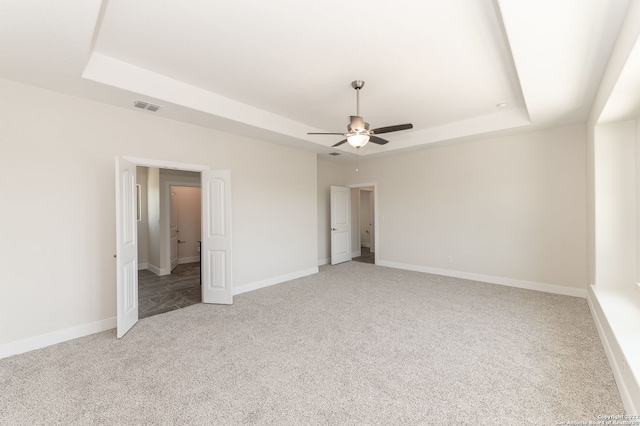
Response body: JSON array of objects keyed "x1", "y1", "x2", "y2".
[
  {"x1": 347, "y1": 133, "x2": 370, "y2": 148},
  {"x1": 308, "y1": 80, "x2": 413, "y2": 150}
]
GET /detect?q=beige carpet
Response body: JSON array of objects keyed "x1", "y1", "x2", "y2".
[{"x1": 0, "y1": 262, "x2": 624, "y2": 425}]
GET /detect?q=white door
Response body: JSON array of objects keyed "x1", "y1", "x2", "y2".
[
  {"x1": 170, "y1": 189, "x2": 179, "y2": 271},
  {"x1": 369, "y1": 190, "x2": 375, "y2": 254},
  {"x1": 201, "y1": 170, "x2": 233, "y2": 304},
  {"x1": 331, "y1": 185, "x2": 351, "y2": 265},
  {"x1": 115, "y1": 157, "x2": 138, "y2": 338}
]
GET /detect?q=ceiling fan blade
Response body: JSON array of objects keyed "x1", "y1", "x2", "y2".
[
  {"x1": 371, "y1": 123, "x2": 413, "y2": 134},
  {"x1": 308, "y1": 132, "x2": 346, "y2": 135},
  {"x1": 332, "y1": 139, "x2": 348, "y2": 147},
  {"x1": 369, "y1": 135, "x2": 389, "y2": 145}
]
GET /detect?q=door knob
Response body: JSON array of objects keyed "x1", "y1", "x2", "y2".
[{"x1": 331, "y1": 228, "x2": 337, "y2": 231}]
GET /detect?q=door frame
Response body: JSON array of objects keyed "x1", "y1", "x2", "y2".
[
  {"x1": 128, "y1": 157, "x2": 207, "y2": 276},
  {"x1": 358, "y1": 187, "x2": 374, "y2": 250},
  {"x1": 164, "y1": 181, "x2": 201, "y2": 273},
  {"x1": 346, "y1": 182, "x2": 378, "y2": 265},
  {"x1": 117, "y1": 156, "x2": 233, "y2": 337}
]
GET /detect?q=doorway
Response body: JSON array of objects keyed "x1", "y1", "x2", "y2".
[
  {"x1": 329, "y1": 183, "x2": 378, "y2": 265},
  {"x1": 352, "y1": 187, "x2": 375, "y2": 264},
  {"x1": 136, "y1": 169, "x2": 203, "y2": 319},
  {"x1": 115, "y1": 156, "x2": 233, "y2": 338}
]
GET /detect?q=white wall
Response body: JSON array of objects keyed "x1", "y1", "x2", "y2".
[
  {"x1": 319, "y1": 124, "x2": 587, "y2": 291},
  {"x1": 637, "y1": 119, "x2": 640, "y2": 283},
  {"x1": 594, "y1": 121, "x2": 637, "y2": 289},
  {"x1": 0, "y1": 77, "x2": 317, "y2": 346},
  {"x1": 585, "y1": 2, "x2": 640, "y2": 412},
  {"x1": 587, "y1": 0, "x2": 640, "y2": 287}
]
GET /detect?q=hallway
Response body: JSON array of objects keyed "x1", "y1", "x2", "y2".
[
  {"x1": 352, "y1": 247, "x2": 374, "y2": 264},
  {"x1": 138, "y1": 262, "x2": 201, "y2": 319}
]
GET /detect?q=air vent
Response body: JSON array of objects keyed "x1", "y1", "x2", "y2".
[
  {"x1": 328, "y1": 152, "x2": 341, "y2": 156},
  {"x1": 133, "y1": 100, "x2": 162, "y2": 112}
]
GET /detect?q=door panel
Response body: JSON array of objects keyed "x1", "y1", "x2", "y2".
[
  {"x1": 331, "y1": 186, "x2": 351, "y2": 265},
  {"x1": 170, "y1": 189, "x2": 178, "y2": 271},
  {"x1": 115, "y1": 157, "x2": 138, "y2": 338},
  {"x1": 370, "y1": 190, "x2": 375, "y2": 254},
  {"x1": 201, "y1": 170, "x2": 233, "y2": 304}
]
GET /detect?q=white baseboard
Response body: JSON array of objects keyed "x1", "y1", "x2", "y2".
[
  {"x1": 147, "y1": 264, "x2": 170, "y2": 276},
  {"x1": 377, "y1": 260, "x2": 587, "y2": 298},
  {"x1": 138, "y1": 262, "x2": 148, "y2": 270},
  {"x1": 0, "y1": 317, "x2": 116, "y2": 360},
  {"x1": 233, "y1": 267, "x2": 319, "y2": 296},
  {"x1": 351, "y1": 250, "x2": 361, "y2": 258},
  {"x1": 361, "y1": 243, "x2": 371, "y2": 248},
  {"x1": 0, "y1": 267, "x2": 319, "y2": 359},
  {"x1": 588, "y1": 288, "x2": 640, "y2": 414},
  {"x1": 178, "y1": 256, "x2": 200, "y2": 264},
  {"x1": 318, "y1": 258, "x2": 330, "y2": 266}
]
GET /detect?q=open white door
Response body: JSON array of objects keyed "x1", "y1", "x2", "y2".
[
  {"x1": 201, "y1": 170, "x2": 233, "y2": 304},
  {"x1": 369, "y1": 190, "x2": 375, "y2": 254},
  {"x1": 169, "y1": 189, "x2": 179, "y2": 271},
  {"x1": 331, "y1": 185, "x2": 352, "y2": 265},
  {"x1": 115, "y1": 157, "x2": 138, "y2": 338}
]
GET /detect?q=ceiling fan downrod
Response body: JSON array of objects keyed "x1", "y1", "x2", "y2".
[{"x1": 352, "y1": 80, "x2": 365, "y2": 117}]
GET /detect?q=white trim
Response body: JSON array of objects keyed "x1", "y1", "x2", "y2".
[
  {"x1": 138, "y1": 262, "x2": 148, "y2": 270},
  {"x1": 587, "y1": 288, "x2": 639, "y2": 414},
  {"x1": 377, "y1": 260, "x2": 587, "y2": 298},
  {"x1": 233, "y1": 267, "x2": 318, "y2": 296},
  {"x1": 318, "y1": 258, "x2": 330, "y2": 266},
  {"x1": 123, "y1": 156, "x2": 209, "y2": 172},
  {"x1": 0, "y1": 317, "x2": 116, "y2": 360},
  {"x1": 351, "y1": 250, "x2": 361, "y2": 258},
  {"x1": 147, "y1": 264, "x2": 170, "y2": 276},
  {"x1": 178, "y1": 256, "x2": 200, "y2": 264},
  {"x1": 361, "y1": 243, "x2": 371, "y2": 248},
  {"x1": 164, "y1": 181, "x2": 201, "y2": 273}
]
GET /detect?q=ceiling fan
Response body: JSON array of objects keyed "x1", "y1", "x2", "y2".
[{"x1": 308, "y1": 80, "x2": 413, "y2": 149}]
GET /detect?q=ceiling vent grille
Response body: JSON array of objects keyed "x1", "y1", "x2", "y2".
[{"x1": 133, "y1": 100, "x2": 162, "y2": 112}]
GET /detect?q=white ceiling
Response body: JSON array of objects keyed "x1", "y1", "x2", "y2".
[{"x1": 0, "y1": 0, "x2": 631, "y2": 158}]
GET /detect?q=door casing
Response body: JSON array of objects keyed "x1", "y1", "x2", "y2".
[
  {"x1": 116, "y1": 156, "x2": 232, "y2": 338},
  {"x1": 347, "y1": 182, "x2": 378, "y2": 265}
]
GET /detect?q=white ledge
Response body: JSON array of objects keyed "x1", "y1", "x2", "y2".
[{"x1": 589, "y1": 285, "x2": 640, "y2": 414}]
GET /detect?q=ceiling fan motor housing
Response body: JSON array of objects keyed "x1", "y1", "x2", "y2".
[
  {"x1": 348, "y1": 116, "x2": 370, "y2": 133},
  {"x1": 351, "y1": 80, "x2": 365, "y2": 90}
]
